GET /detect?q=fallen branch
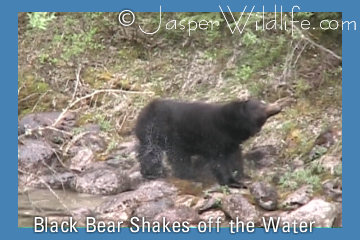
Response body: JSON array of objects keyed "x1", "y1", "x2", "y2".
[
  {"x1": 71, "y1": 65, "x2": 82, "y2": 103},
  {"x1": 52, "y1": 89, "x2": 155, "y2": 129},
  {"x1": 18, "y1": 88, "x2": 155, "y2": 140}
]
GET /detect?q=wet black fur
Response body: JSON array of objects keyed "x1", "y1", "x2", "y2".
[{"x1": 134, "y1": 98, "x2": 271, "y2": 188}]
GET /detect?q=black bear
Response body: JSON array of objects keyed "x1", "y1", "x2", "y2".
[{"x1": 134, "y1": 98, "x2": 282, "y2": 188}]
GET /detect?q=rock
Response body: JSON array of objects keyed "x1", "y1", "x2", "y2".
[
  {"x1": 72, "y1": 207, "x2": 95, "y2": 220},
  {"x1": 128, "y1": 171, "x2": 144, "y2": 189},
  {"x1": 193, "y1": 192, "x2": 223, "y2": 213},
  {"x1": 322, "y1": 179, "x2": 342, "y2": 202},
  {"x1": 221, "y1": 194, "x2": 260, "y2": 225},
  {"x1": 289, "y1": 157, "x2": 305, "y2": 171},
  {"x1": 66, "y1": 132, "x2": 107, "y2": 154},
  {"x1": 308, "y1": 127, "x2": 342, "y2": 161},
  {"x1": 94, "y1": 180, "x2": 178, "y2": 223},
  {"x1": 249, "y1": 182, "x2": 278, "y2": 211},
  {"x1": 264, "y1": 198, "x2": 338, "y2": 228},
  {"x1": 117, "y1": 141, "x2": 138, "y2": 157},
  {"x1": 133, "y1": 198, "x2": 174, "y2": 224},
  {"x1": 70, "y1": 168, "x2": 131, "y2": 195},
  {"x1": 82, "y1": 124, "x2": 101, "y2": 134},
  {"x1": 314, "y1": 127, "x2": 341, "y2": 148},
  {"x1": 34, "y1": 207, "x2": 94, "y2": 228},
  {"x1": 333, "y1": 204, "x2": 342, "y2": 227},
  {"x1": 153, "y1": 206, "x2": 200, "y2": 225},
  {"x1": 69, "y1": 148, "x2": 95, "y2": 172},
  {"x1": 18, "y1": 112, "x2": 76, "y2": 133},
  {"x1": 134, "y1": 180, "x2": 179, "y2": 201},
  {"x1": 244, "y1": 145, "x2": 278, "y2": 169},
  {"x1": 174, "y1": 195, "x2": 198, "y2": 208},
  {"x1": 102, "y1": 141, "x2": 138, "y2": 169},
  {"x1": 94, "y1": 191, "x2": 139, "y2": 224},
  {"x1": 18, "y1": 138, "x2": 56, "y2": 173},
  {"x1": 318, "y1": 156, "x2": 342, "y2": 174},
  {"x1": 18, "y1": 111, "x2": 77, "y2": 135},
  {"x1": 281, "y1": 185, "x2": 313, "y2": 210},
  {"x1": 309, "y1": 145, "x2": 328, "y2": 162},
  {"x1": 105, "y1": 155, "x2": 138, "y2": 170},
  {"x1": 127, "y1": 162, "x2": 140, "y2": 174},
  {"x1": 28, "y1": 171, "x2": 75, "y2": 189},
  {"x1": 18, "y1": 171, "x2": 73, "y2": 190},
  {"x1": 168, "y1": 178, "x2": 204, "y2": 196},
  {"x1": 244, "y1": 145, "x2": 279, "y2": 179},
  {"x1": 199, "y1": 210, "x2": 226, "y2": 225}
]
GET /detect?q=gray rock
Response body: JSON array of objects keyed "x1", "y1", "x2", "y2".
[
  {"x1": 318, "y1": 156, "x2": 342, "y2": 174},
  {"x1": 153, "y1": 206, "x2": 200, "y2": 225},
  {"x1": 221, "y1": 194, "x2": 260, "y2": 225},
  {"x1": 199, "y1": 210, "x2": 227, "y2": 226},
  {"x1": 244, "y1": 145, "x2": 278, "y2": 169},
  {"x1": 94, "y1": 180, "x2": 178, "y2": 223},
  {"x1": 323, "y1": 179, "x2": 342, "y2": 202},
  {"x1": 333, "y1": 204, "x2": 342, "y2": 227},
  {"x1": 133, "y1": 198, "x2": 174, "y2": 224},
  {"x1": 69, "y1": 147, "x2": 95, "y2": 172},
  {"x1": 18, "y1": 139, "x2": 56, "y2": 173},
  {"x1": 249, "y1": 181, "x2": 278, "y2": 211},
  {"x1": 67, "y1": 132, "x2": 107, "y2": 154},
  {"x1": 82, "y1": 124, "x2": 101, "y2": 134},
  {"x1": 18, "y1": 111, "x2": 76, "y2": 135},
  {"x1": 174, "y1": 195, "x2": 198, "y2": 208},
  {"x1": 70, "y1": 168, "x2": 131, "y2": 195},
  {"x1": 265, "y1": 198, "x2": 338, "y2": 228},
  {"x1": 18, "y1": 171, "x2": 75, "y2": 190},
  {"x1": 105, "y1": 155, "x2": 138, "y2": 170},
  {"x1": 194, "y1": 192, "x2": 223, "y2": 213},
  {"x1": 281, "y1": 185, "x2": 313, "y2": 210}
]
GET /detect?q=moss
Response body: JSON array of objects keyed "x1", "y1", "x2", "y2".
[
  {"x1": 82, "y1": 68, "x2": 107, "y2": 89},
  {"x1": 18, "y1": 74, "x2": 58, "y2": 117},
  {"x1": 76, "y1": 113, "x2": 94, "y2": 126}
]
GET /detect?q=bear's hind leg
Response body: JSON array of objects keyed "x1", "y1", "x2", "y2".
[
  {"x1": 227, "y1": 147, "x2": 249, "y2": 182},
  {"x1": 166, "y1": 149, "x2": 194, "y2": 180},
  {"x1": 211, "y1": 154, "x2": 246, "y2": 188}
]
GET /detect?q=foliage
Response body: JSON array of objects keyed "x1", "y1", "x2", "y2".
[
  {"x1": 27, "y1": 12, "x2": 56, "y2": 30},
  {"x1": 279, "y1": 165, "x2": 322, "y2": 191}
]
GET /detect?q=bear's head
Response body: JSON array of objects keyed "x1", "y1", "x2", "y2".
[
  {"x1": 243, "y1": 98, "x2": 282, "y2": 128},
  {"x1": 222, "y1": 98, "x2": 283, "y2": 142}
]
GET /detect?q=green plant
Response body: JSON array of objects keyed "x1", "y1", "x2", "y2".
[
  {"x1": 72, "y1": 127, "x2": 86, "y2": 135},
  {"x1": 59, "y1": 23, "x2": 104, "y2": 61},
  {"x1": 214, "y1": 198, "x2": 222, "y2": 208},
  {"x1": 220, "y1": 185, "x2": 230, "y2": 194},
  {"x1": 107, "y1": 139, "x2": 118, "y2": 152},
  {"x1": 242, "y1": 32, "x2": 258, "y2": 46},
  {"x1": 236, "y1": 65, "x2": 253, "y2": 82},
  {"x1": 95, "y1": 115, "x2": 112, "y2": 132},
  {"x1": 334, "y1": 164, "x2": 342, "y2": 176},
  {"x1": 279, "y1": 166, "x2": 322, "y2": 191},
  {"x1": 27, "y1": 12, "x2": 56, "y2": 30}
]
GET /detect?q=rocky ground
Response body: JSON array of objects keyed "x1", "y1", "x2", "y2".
[
  {"x1": 18, "y1": 109, "x2": 342, "y2": 228},
  {"x1": 18, "y1": 12, "x2": 342, "y2": 228}
]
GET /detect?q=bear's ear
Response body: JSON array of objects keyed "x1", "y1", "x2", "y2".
[{"x1": 265, "y1": 102, "x2": 282, "y2": 118}]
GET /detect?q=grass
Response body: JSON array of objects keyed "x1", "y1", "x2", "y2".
[{"x1": 278, "y1": 165, "x2": 322, "y2": 191}]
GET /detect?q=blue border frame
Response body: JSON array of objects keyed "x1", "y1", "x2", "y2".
[{"x1": 10, "y1": 0, "x2": 355, "y2": 238}]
